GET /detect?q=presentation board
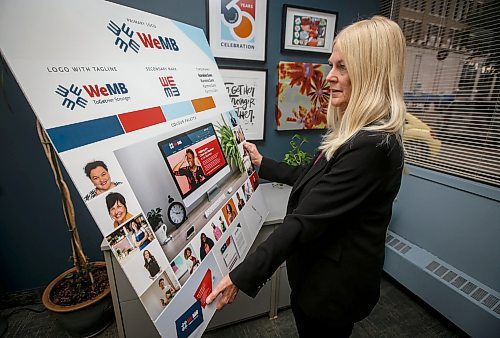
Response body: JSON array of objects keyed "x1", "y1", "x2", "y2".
[{"x1": 0, "y1": 0, "x2": 269, "y2": 337}]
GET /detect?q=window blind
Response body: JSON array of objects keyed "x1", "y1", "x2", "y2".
[{"x1": 379, "y1": 0, "x2": 499, "y2": 187}]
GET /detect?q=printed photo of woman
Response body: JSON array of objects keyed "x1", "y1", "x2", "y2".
[
  {"x1": 143, "y1": 249, "x2": 161, "y2": 278},
  {"x1": 83, "y1": 160, "x2": 122, "y2": 201}
]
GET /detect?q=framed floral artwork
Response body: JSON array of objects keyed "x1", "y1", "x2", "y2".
[
  {"x1": 276, "y1": 61, "x2": 330, "y2": 130},
  {"x1": 281, "y1": 5, "x2": 337, "y2": 55},
  {"x1": 207, "y1": 0, "x2": 268, "y2": 61}
]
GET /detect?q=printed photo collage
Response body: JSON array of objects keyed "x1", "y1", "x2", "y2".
[{"x1": 68, "y1": 109, "x2": 262, "y2": 324}]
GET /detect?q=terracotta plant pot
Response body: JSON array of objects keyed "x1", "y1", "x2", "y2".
[{"x1": 42, "y1": 262, "x2": 113, "y2": 337}]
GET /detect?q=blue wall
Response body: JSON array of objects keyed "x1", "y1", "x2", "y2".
[
  {"x1": 390, "y1": 165, "x2": 500, "y2": 290},
  {"x1": 0, "y1": 0, "x2": 379, "y2": 292}
]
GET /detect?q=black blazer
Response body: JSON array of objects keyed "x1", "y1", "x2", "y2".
[{"x1": 230, "y1": 130, "x2": 404, "y2": 323}]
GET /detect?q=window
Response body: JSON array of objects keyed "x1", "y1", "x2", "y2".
[
  {"x1": 448, "y1": 28, "x2": 462, "y2": 50},
  {"x1": 380, "y1": 0, "x2": 500, "y2": 187},
  {"x1": 402, "y1": 0, "x2": 426, "y2": 11},
  {"x1": 402, "y1": 19, "x2": 423, "y2": 43},
  {"x1": 426, "y1": 24, "x2": 443, "y2": 47},
  {"x1": 430, "y1": 0, "x2": 447, "y2": 17}
]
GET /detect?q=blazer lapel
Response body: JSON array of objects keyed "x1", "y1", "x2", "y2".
[{"x1": 290, "y1": 155, "x2": 328, "y2": 200}]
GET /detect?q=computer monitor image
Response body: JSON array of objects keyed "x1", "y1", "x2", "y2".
[{"x1": 158, "y1": 123, "x2": 230, "y2": 209}]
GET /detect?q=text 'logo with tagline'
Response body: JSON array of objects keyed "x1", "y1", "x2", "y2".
[{"x1": 107, "y1": 20, "x2": 180, "y2": 53}]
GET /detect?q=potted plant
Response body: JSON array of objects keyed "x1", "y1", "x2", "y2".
[
  {"x1": 283, "y1": 134, "x2": 313, "y2": 166},
  {"x1": 36, "y1": 121, "x2": 113, "y2": 337},
  {"x1": 216, "y1": 121, "x2": 245, "y2": 173},
  {"x1": 147, "y1": 207, "x2": 164, "y2": 231},
  {"x1": 147, "y1": 208, "x2": 169, "y2": 245}
]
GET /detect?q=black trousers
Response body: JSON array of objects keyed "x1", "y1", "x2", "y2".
[{"x1": 291, "y1": 298, "x2": 354, "y2": 338}]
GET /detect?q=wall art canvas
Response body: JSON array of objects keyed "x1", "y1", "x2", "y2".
[
  {"x1": 220, "y1": 68, "x2": 266, "y2": 140},
  {"x1": 208, "y1": 0, "x2": 267, "y2": 61},
  {"x1": 276, "y1": 61, "x2": 329, "y2": 130},
  {"x1": 281, "y1": 5, "x2": 337, "y2": 54}
]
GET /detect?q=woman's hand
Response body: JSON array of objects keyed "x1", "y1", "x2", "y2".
[
  {"x1": 243, "y1": 142, "x2": 263, "y2": 167},
  {"x1": 206, "y1": 275, "x2": 239, "y2": 310}
]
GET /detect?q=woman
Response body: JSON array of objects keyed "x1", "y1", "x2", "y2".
[
  {"x1": 143, "y1": 250, "x2": 160, "y2": 278},
  {"x1": 131, "y1": 220, "x2": 150, "y2": 250},
  {"x1": 225, "y1": 203, "x2": 237, "y2": 224},
  {"x1": 218, "y1": 216, "x2": 227, "y2": 233},
  {"x1": 242, "y1": 182, "x2": 252, "y2": 201},
  {"x1": 207, "y1": 16, "x2": 406, "y2": 337},
  {"x1": 211, "y1": 222, "x2": 223, "y2": 241},
  {"x1": 173, "y1": 148, "x2": 206, "y2": 191},
  {"x1": 106, "y1": 192, "x2": 133, "y2": 228},
  {"x1": 236, "y1": 192, "x2": 245, "y2": 211},
  {"x1": 199, "y1": 233, "x2": 214, "y2": 261},
  {"x1": 183, "y1": 247, "x2": 199, "y2": 275},
  {"x1": 83, "y1": 160, "x2": 122, "y2": 201}
]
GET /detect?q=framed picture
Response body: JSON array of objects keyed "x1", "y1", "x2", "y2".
[
  {"x1": 281, "y1": 5, "x2": 338, "y2": 55},
  {"x1": 220, "y1": 67, "x2": 267, "y2": 140},
  {"x1": 207, "y1": 0, "x2": 268, "y2": 61},
  {"x1": 276, "y1": 61, "x2": 329, "y2": 130}
]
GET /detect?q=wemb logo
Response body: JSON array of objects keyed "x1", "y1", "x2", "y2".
[
  {"x1": 56, "y1": 82, "x2": 129, "y2": 110},
  {"x1": 159, "y1": 76, "x2": 180, "y2": 97},
  {"x1": 108, "y1": 20, "x2": 180, "y2": 53},
  {"x1": 82, "y1": 83, "x2": 128, "y2": 98}
]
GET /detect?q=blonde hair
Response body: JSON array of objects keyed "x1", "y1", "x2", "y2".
[{"x1": 319, "y1": 16, "x2": 406, "y2": 160}]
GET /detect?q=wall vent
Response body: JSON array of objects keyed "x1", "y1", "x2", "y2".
[
  {"x1": 389, "y1": 238, "x2": 400, "y2": 247},
  {"x1": 395, "y1": 242, "x2": 406, "y2": 251},
  {"x1": 386, "y1": 230, "x2": 500, "y2": 321},
  {"x1": 482, "y1": 295, "x2": 499, "y2": 309},
  {"x1": 452, "y1": 276, "x2": 467, "y2": 289},
  {"x1": 426, "y1": 261, "x2": 440, "y2": 272},
  {"x1": 461, "y1": 281, "x2": 477, "y2": 295},
  {"x1": 401, "y1": 245, "x2": 412, "y2": 254},
  {"x1": 494, "y1": 304, "x2": 500, "y2": 316},
  {"x1": 434, "y1": 266, "x2": 449, "y2": 277},
  {"x1": 471, "y1": 288, "x2": 488, "y2": 302},
  {"x1": 443, "y1": 271, "x2": 457, "y2": 282}
]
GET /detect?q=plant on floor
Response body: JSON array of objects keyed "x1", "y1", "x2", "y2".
[
  {"x1": 37, "y1": 120, "x2": 113, "y2": 336},
  {"x1": 283, "y1": 134, "x2": 313, "y2": 166},
  {"x1": 216, "y1": 121, "x2": 245, "y2": 173},
  {"x1": 37, "y1": 120, "x2": 109, "y2": 303}
]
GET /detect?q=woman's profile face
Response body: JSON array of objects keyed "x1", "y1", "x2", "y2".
[
  {"x1": 185, "y1": 249, "x2": 191, "y2": 257},
  {"x1": 186, "y1": 152, "x2": 195, "y2": 167},
  {"x1": 90, "y1": 166, "x2": 112, "y2": 191},
  {"x1": 110, "y1": 200, "x2": 127, "y2": 223},
  {"x1": 326, "y1": 46, "x2": 352, "y2": 112}
]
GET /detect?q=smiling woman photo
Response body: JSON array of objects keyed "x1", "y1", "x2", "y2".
[
  {"x1": 83, "y1": 160, "x2": 122, "y2": 201},
  {"x1": 106, "y1": 192, "x2": 133, "y2": 228}
]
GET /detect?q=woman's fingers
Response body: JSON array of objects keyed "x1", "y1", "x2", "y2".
[
  {"x1": 206, "y1": 275, "x2": 239, "y2": 310},
  {"x1": 243, "y1": 142, "x2": 263, "y2": 166}
]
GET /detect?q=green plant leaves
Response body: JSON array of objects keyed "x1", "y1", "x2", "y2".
[
  {"x1": 283, "y1": 134, "x2": 312, "y2": 166},
  {"x1": 216, "y1": 121, "x2": 245, "y2": 173}
]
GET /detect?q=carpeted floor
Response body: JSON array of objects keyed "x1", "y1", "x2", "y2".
[{"x1": 0, "y1": 275, "x2": 467, "y2": 337}]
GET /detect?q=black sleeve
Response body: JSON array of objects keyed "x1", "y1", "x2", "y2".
[
  {"x1": 230, "y1": 138, "x2": 397, "y2": 297},
  {"x1": 258, "y1": 157, "x2": 308, "y2": 186},
  {"x1": 175, "y1": 167, "x2": 189, "y2": 176}
]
